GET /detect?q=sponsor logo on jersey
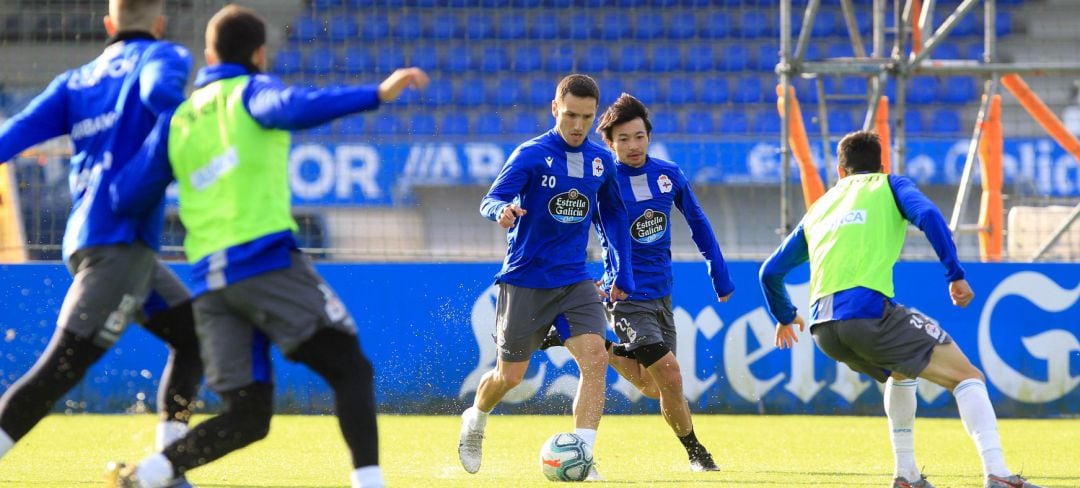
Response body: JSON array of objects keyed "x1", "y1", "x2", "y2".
[
  {"x1": 71, "y1": 111, "x2": 119, "y2": 141},
  {"x1": 592, "y1": 157, "x2": 604, "y2": 177},
  {"x1": 657, "y1": 174, "x2": 673, "y2": 193},
  {"x1": 824, "y1": 209, "x2": 867, "y2": 231},
  {"x1": 631, "y1": 209, "x2": 668, "y2": 243},
  {"x1": 545, "y1": 156, "x2": 554, "y2": 167},
  {"x1": 548, "y1": 188, "x2": 590, "y2": 223},
  {"x1": 67, "y1": 55, "x2": 137, "y2": 90}
]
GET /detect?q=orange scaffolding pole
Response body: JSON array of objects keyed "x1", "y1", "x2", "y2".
[
  {"x1": 911, "y1": 0, "x2": 923, "y2": 56},
  {"x1": 874, "y1": 96, "x2": 892, "y2": 174},
  {"x1": 977, "y1": 95, "x2": 1004, "y2": 261},
  {"x1": 776, "y1": 85, "x2": 826, "y2": 208},
  {"x1": 1001, "y1": 74, "x2": 1080, "y2": 162}
]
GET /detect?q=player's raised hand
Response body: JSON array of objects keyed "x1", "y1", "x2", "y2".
[
  {"x1": 377, "y1": 68, "x2": 430, "y2": 103},
  {"x1": 609, "y1": 284, "x2": 628, "y2": 302},
  {"x1": 774, "y1": 315, "x2": 806, "y2": 349},
  {"x1": 498, "y1": 203, "x2": 526, "y2": 229},
  {"x1": 717, "y1": 291, "x2": 733, "y2": 303},
  {"x1": 949, "y1": 279, "x2": 974, "y2": 308}
]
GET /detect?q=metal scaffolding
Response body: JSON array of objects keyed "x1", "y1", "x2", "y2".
[{"x1": 775, "y1": 0, "x2": 1080, "y2": 258}]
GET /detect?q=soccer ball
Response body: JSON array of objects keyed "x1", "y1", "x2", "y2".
[{"x1": 539, "y1": 432, "x2": 593, "y2": 482}]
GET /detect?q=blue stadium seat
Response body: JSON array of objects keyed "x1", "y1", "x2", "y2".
[
  {"x1": 855, "y1": 10, "x2": 872, "y2": 35},
  {"x1": 289, "y1": 17, "x2": 321, "y2": 43},
  {"x1": 600, "y1": 79, "x2": 624, "y2": 105},
  {"x1": 939, "y1": 76, "x2": 978, "y2": 104},
  {"x1": 513, "y1": 45, "x2": 543, "y2": 72},
  {"x1": 964, "y1": 42, "x2": 984, "y2": 61},
  {"x1": 480, "y1": 46, "x2": 510, "y2": 72},
  {"x1": 793, "y1": 79, "x2": 818, "y2": 104},
  {"x1": 532, "y1": 15, "x2": 560, "y2": 40},
  {"x1": 579, "y1": 45, "x2": 611, "y2": 72},
  {"x1": 739, "y1": 11, "x2": 771, "y2": 38},
  {"x1": 475, "y1": 114, "x2": 503, "y2": 135},
  {"x1": 457, "y1": 78, "x2": 487, "y2": 106},
  {"x1": 651, "y1": 111, "x2": 680, "y2": 133},
  {"x1": 907, "y1": 76, "x2": 939, "y2": 103},
  {"x1": 933, "y1": 43, "x2": 961, "y2": 60},
  {"x1": 545, "y1": 44, "x2": 575, "y2": 72},
  {"x1": 274, "y1": 49, "x2": 303, "y2": 75},
  {"x1": 952, "y1": 12, "x2": 978, "y2": 37},
  {"x1": 305, "y1": 48, "x2": 336, "y2": 75},
  {"x1": 410, "y1": 45, "x2": 440, "y2": 71},
  {"x1": 616, "y1": 0, "x2": 646, "y2": 6},
  {"x1": 631, "y1": 78, "x2": 660, "y2": 104},
  {"x1": 699, "y1": 76, "x2": 729, "y2": 104},
  {"x1": 373, "y1": 113, "x2": 404, "y2": 135},
  {"x1": 546, "y1": 0, "x2": 573, "y2": 8},
  {"x1": 496, "y1": 13, "x2": 527, "y2": 39},
  {"x1": 490, "y1": 78, "x2": 521, "y2": 106},
  {"x1": 567, "y1": 19, "x2": 590, "y2": 40},
  {"x1": 394, "y1": 14, "x2": 423, "y2": 39},
  {"x1": 825, "y1": 42, "x2": 854, "y2": 59},
  {"x1": 614, "y1": 44, "x2": 648, "y2": 72},
  {"x1": 600, "y1": 13, "x2": 631, "y2": 40},
  {"x1": 827, "y1": 110, "x2": 856, "y2": 134},
  {"x1": 528, "y1": 78, "x2": 552, "y2": 104},
  {"x1": 512, "y1": 0, "x2": 543, "y2": 6},
  {"x1": 341, "y1": 47, "x2": 372, "y2": 74},
  {"x1": 649, "y1": 43, "x2": 681, "y2": 72},
  {"x1": 754, "y1": 110, "x2": 782, "y2": 134},
  {"x1": 510, "y1": 111, "x2": 541, "y2": 134},
  {"x1": 422, "y1": 81, "x2": 454, "y2": 105},
  {"x1": 634, "y1": 18, "x2": 664, "y2": 40},
  {"x1": 415, "y1": 0, "x2": 438, "y2": 7},
  {"x1": 685, "y1": 110, "x2": 715, "y2": 134},
  {"x1": 359, "y1": 16, "x2": 390, "y2": 41},
  {"x1": 582, "y1": 0, "x2": 607, "y2": 7},
  {"x1": 905, "y1": 109, "x2": 925, "y2": 134},
  {"x1": 376, "y1": 47, "x2": 406, "y2": 73},
  {"x1": 409, "y1": 113, "x2": 437, "y2": 136},
  {"x1": 811, "y1": 9, "x2": 839, "y2": 37},
  {"x1": 803, "y1": 43, "x2": 824, "y2": 61},
  {"x1": 431, "y1": 14, "x2": 460, "y2": 39},
  {"x1": 685, "y1": 45, "x2": 715, "y2": 71},
  {"x1": 446, "y1": 47, "x2": 475, "y2": 72},
  {"x1": 339, "y1": 115, "x2": 365, "y2": 134},
  {"x1": 328, "y1": 15, "x2": 357, "y2": 43},
  {"x1": 756, "y1": 43, "x2": 779, "y2": 71},
  {"x1": 718, "y1": 111, "x2": 748, "y2": 134},
  {"x1": 447, "y1": 0, "x2": 471, "y2": 7},
  {"x1": 700, "y1": 11, "x2": 732, "y2": 39},
  {"x1": 929, "y1": 109, "x2": 962, "y2": 134},
  {"x1": 312, "y1": 0, "x2": 342, "y2": 8},
  {"x1": 650, "y1": 0, "x2": 679, "y2": 6},
  {"x1": 483, "y1": 0, "x2": 511, "y2": 7},
  {"x1": 681, "y1": 0, "x2": 711, "y2": 7},
  {"x1": 664, "y1": 76, "x2": 696, "y2": 104},
  {"x1": 731, "y1": 76, "x2": 764, "y2": 103},
  {"x1": 465, "y1": 14, "x2": 493, "y2": 39},
  {"x1": 720, "y1": 44, "x2": 750, "y2": 71},
  {"x1": 303, "y1": 121, "x2": 335, "y2": 137},
  {"x1": 667, "y1": 12, "x2": 697, "y2": 40},
  {"x1": 995, "y1": 10, "x2": 1012, "y2": 36}
]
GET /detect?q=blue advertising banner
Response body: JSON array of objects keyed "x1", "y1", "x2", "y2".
[
  {"x1": 1, "y1": 261, "x2": 1077, "y2": 417},
  {"x1": 269, "y1": 137, "x2": 1080, "y2": 206}
]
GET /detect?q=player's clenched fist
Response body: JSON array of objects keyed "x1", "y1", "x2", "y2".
[
  {"x1": 377, "y1": 67, "x2": 430, "y2": 103},
  {"x1": 498, "y1": 204, "x2": 527, "y2": 229}
]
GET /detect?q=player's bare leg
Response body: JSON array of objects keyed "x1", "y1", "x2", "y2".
[
  {"x1": 609, "y1": 352, "x2": 659, "y2": 399},
  {"x1": 459, "y1": 359, "x2": 529, "y2": 474},
  {"x1": 917, "y1": 342, "x2": 1041, "y2": 488},
  {"x1": 564, "y1": 332, "x2": 608, "y2": 481},
  {"x1": 646, "y1": 352, "x2": 718, "y2": 472}
]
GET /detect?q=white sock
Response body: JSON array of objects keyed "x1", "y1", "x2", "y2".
[
  {"x1": 350, "y1": 465, "x2": 385, "y2": 488},
  {"x1": 155, "y1": 420, "x2": 189, "y2": 451},
  {"x1": 0, "y1": 428, "x2": 13, "y2": 461},
  {"x1": 135, "y1": 453, "x2": 175, "y2": 488},
  {"x1": 464, "y1": 406, "x2": 489, "y2": 431},
  {"x1": 885, "y1": 378, "x2": 920, "y2": 481},
  {"x1": 574, "y1": 428, "x2": 597, "y2": 452},
  {"x1": 954, "y1": 378, "x2": 1011, "y2": 478}
]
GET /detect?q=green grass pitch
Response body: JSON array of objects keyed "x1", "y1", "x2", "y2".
[{"x1": 2, "y1": 414, "x2": 1077, "y2": 487}]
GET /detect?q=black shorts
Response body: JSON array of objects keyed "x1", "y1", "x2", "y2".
[{"x1": 810, "y1": 301, "x2": 952, "y2": 383}]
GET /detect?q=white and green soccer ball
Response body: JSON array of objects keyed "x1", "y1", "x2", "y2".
[{"x1": 539, "y1": 432, "x2": 593, "y2": 482}]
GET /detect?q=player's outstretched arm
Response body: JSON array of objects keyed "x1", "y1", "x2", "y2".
[
  {"x1": 949, "y1": 279, "x2": 974, "y2": 308},
  {"x1": 889, "y1": 175, "x2": 965, "y2": 283},
  {"x1": 673, "y1": 168, "x2": 735, "y2": 301},
  {"x1": 0, "y1": 75, "x2": 70, "y2": 163},
  {"x1": 480, "y1": 148, "x2": 530, "y2": 223},
  {"x1": 377, "y1": 68, "x2": 430, "y2": 103},
  {"x1": 759, "y1": 223, "x2": 809, "y2": 327}
]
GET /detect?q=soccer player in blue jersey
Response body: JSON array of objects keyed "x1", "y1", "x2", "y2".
[
  {"x1": 105, "y1": 5, "x2": 427, "y2": 488},
  {"x1": 458, "y1": 74, "x2": 635, "y2": 480},
  {"x1": 760, "y1": 131, "x2": 1040, "y2": 488},
  {"x1": 592, "y1": 93, "x2": 733, "y2": 472},
  {"x1": 0, "y1": 0, "x2": 202, "y2": 471}
]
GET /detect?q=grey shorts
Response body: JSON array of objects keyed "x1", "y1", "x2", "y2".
[
  {"x1": 138, "y1": 260, "x2": 194, "y2": 321},
  {"x1": 59, "y1": 243, "x2": 157, "y2": 348},
  {"x1": 608, "y1": 296, "x2": 676, "y2": 353},
  {"x1": 495, "y1": 280, "x2": 607, "y2": 361},
  {"x1": 811, "y1": 301, "x2": 952, "y2": 383},
  {"x1": 193, "y1": 252, "x2": 357, "y2": 392}
]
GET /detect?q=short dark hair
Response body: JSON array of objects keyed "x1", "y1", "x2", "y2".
[
  {"x1": 111, "y1": 0, "x2": 163, "y2": 30},
  {"x1": 837, "y1": 130, "x2": 882, "y2": 174},
  {"x1": 206, "y1": 5, "x2": 266, "y2": 71},
  {"x1": 554, "y1": 74, "x2": 600, "y2": 105},
  {"x1": 596, "y1": 93, "x2": 652, "y2": 140}
]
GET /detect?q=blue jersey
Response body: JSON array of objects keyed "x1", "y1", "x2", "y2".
[
  {"x1": 759, "y1": 174, "x2": 965, "y2": 325},
  {"x1": 112, "y1": 63, "x2": 382, "y2": 296},
  {"x1": 480, "y1": 129, "x2": 634, "y2": 292},
  {"x1": 597, "y1": 156, "x2": 734, "y2": 301},
  {"x1": 0, "y1": 32, "x2": 191, "y2": 259}
]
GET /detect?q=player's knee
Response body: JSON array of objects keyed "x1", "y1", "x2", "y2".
[
  {"x1": 493, "y1": 368, "x2": 525, "y2": 389},
  {"x1": 576, "y1": 347, "x2": 609, "y2": 374},
  {"x1": 653, "y1": 362, "x2": 684, "y2": 393},
  {"x1": 222, "y1": 383, "x2": 273, "y2": 440}
]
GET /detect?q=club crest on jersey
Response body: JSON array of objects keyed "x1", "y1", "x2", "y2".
[
  {"x1": 592, "y1": 157, "x2": 604, "y2": 177},
  {"x1": 548, "y1": 188, "x2": 590, "y2": 223},
  {"x1": 631, "y1": 209, "x2": 668, "y2": 243},
  {"x1": 657, "y1": 174, "x2": 673, "y2": 193}
]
